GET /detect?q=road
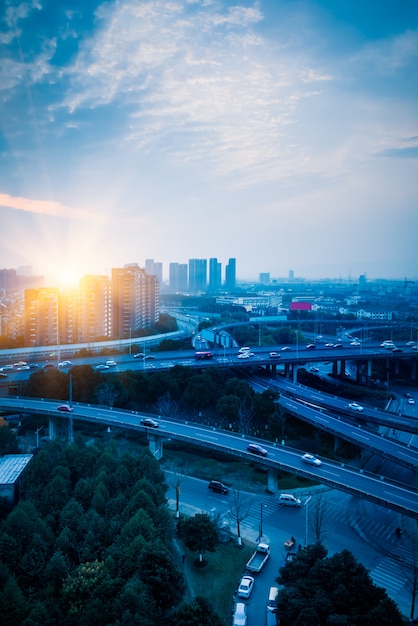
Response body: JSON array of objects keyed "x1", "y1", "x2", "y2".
[{"x1": 164, "y1": 472, "x2": 414, "y2": 622}]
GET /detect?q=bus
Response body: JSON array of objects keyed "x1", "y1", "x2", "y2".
[{"x1": 194, "y1": 351, "x2": 213, "y2": 360}]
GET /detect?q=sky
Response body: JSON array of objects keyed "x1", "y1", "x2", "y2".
[{"x1": 1, "y1": 0, "x2": 418, "y2": 286}]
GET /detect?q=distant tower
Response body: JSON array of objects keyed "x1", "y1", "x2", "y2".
[
  {"x1": 208, "y1": 258, "x2": 222, "y2": 292},
  {"x1": 169, "y1": 263, "x2": 188, "y2": 292},
  {"x1": 225, "y1": 258, "x2": 236, "y2": 292},
  {"x1": 188, "y1": 259, "x2": 207, "y2": 293},
  {"x1": 289, "y1": 269, "x2": 294, "y2": 281},
  {"x1": 145, "y1": 259, "x2": 163, "y2": 286},
  {"x1": 259, "y1": 273, "x2": 270, "y2": 285}
]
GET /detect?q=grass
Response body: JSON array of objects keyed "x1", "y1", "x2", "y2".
[{"x1": 179, "y1": 539, "x2": 254, "y2": 624}]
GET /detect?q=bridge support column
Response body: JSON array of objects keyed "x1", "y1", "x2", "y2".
[
  {"x1": 267, "y1": 467, "x2": 278, "y2": 493},
  {"x1": 148, "y1": 434, "x2": 163, "y2": 460},
  {"x1": 292, "y1": 365, "x2": 298, "y2": 383},
  {"x1": 332, "y1": 361, "x2": 338, "y2": 377},
  {"x1": 48, "y1": 417, "x2": 57, "y2": 440},
  {"x1": 284, "y1": 363, "x2": 291, "y2": 379},
  {"x1": 366, "y1": 359, "x2": 372, "y2": 385},
  {"x1": 340, "y1": 359, "x2": 346, "y2": 377}
]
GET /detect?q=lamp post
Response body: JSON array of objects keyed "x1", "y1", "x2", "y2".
[
  {"x1": 36, "y1": 425, "x2": 44, "y2": 448},
  {"x1": 259, "y1": 503, "x2": 266, "y2": 542}
]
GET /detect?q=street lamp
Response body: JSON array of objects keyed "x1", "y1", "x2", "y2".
[{"x1": 259, "y1": 503, "x2": 266, "y2": 542}]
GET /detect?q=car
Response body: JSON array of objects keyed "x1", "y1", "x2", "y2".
[
  {"x1": 0, "y1": 372, "x2": 7, "y2": 378},
  {"x1": 2, "y1": 364, "x2": 14, "y2": 370},
  {"x1": 406, "y1": 341, "x2": 416, "y2": 346},
  {"x1": 408, "y1": 398, "x2": 415, "y2": 405},
  {"x1": 238, "y1": 353, "x2": 250, "y2": 359},
  {"x1": 96, "y1": 364, "x2": 110, "y2": 370},
  {"x1": 301, "y1": 453, "x2": 322, "y2": 466},
  {"x1": 17, "y1": 365, "x2": 30, "y2": 370},
  {"x1": 233, "y1": 602, "x2": 247, "y2": 626},
  {"x1": 348, "y1": 402, "x2": 364, "y2": 412},
  {"x1": 310, "y1": 367, "x2": 319, "y2": 373},
  {"x1": 14, "y1": 361, "x2": 27, "y2": 367},
  {"x1": 238, "y1": 347, "x2": 251, "y2": 354},
  {"x1": 333, "y1": 343, "x2": 343, "y2": 348},
  {"x1": 350, "y1": 340, "x2": 361, "y2": 346},
  {"x1": 57, "y1": 404, "x2": 73, "y2": 412},
  {"x1": 43, "y1": 362, "x2": 56, "y2": 369},
  {"x1": 140, "y1": 418, "x2": 158, "y2": 428},
  {"x1": 134, "y1": 353, "x2": 145, "y2": 359},
  {"x1": 325, "y1": 343, "x2": 334, "y2": 347},
  {"x1": 306, "y1": 344, "x2": 316, "y2": 350},
  {"x1": 106, "y1": 360, "x2": 117, "y2": 367},
  {"x1": 392, "y1": 347, "x2": 403, "y2": 353},
  {"x1": 281, "y1": 346, "x2": 291, "y2": 351},
  {"x1": 59, "y1": 360, "x2": 73, "y2": 368},
  {"x1": 269, "y1": 352, "x2": 280, "y2": 359},
  {"x1": 316, "y1": 335, "x2": 323, "y2": 340},
  {"x1": 237, "y1": 575, "x2": 255, "y2": 599},
  {"x1": 208, "y1": 480, "x2": 228, "y2": 494},
  {"x1": 144, "y1": 355, "x2": 156, "y2": 360},
  {"x1": 247, "y1": 443, "x2": 267, "y2": 457},
  {"x1": 28, "y1": 363, "x2": 39, "y2": 369}
]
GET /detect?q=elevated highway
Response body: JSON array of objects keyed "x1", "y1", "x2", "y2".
[{"x1": 1, "y1": 396, "x2": 418, "y2": 520}]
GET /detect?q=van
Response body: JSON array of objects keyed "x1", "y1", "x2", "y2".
[
  {"x1": 278, "y1": 493, "x2": 301, "y2": 507},
  {"x1": 238, "y1": 346, "x2": 250, "y2": 354},
  {"x1": 267, "y1": 586, "x2": 279, "y2": 612}
]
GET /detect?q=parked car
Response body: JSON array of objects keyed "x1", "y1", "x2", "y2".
[
  {"x1": 208, "y1": 480, "x2": 228, "y2": 494},
  {"x1": 247, "y1": 443, "x2": 267, "y2": 457},
  {"x1": 233, "y1": 602, "x2": 247, "y2": 626},
  {"x1": 57, "y1": 404, "x2": 73, "y2": 412},
  {"x1": 140, "y1": 418, "x2": 159, "y2": 428},
  {"x1": 301, "y1": 453, "x2": 322, "y2": 466},
  {"x1": 237, "y1": 575, "x2": 255, "y2": 599}
]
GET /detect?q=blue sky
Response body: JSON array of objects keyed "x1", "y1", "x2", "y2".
[{"x1": 1, "y1": 0, "x2": 418, "y2": 285}]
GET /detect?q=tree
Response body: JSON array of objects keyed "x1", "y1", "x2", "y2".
[
  {"x1": 230, "y1": 488, "x2": 253, "y2": 546},
  {"x1": 177, "y1": 513, "x2": 218, "y2": 564},
  {"x1": 173, "y1": 595, "x2": 224, "y2": 626},
  {"x1": 276, "y1": 543, "x2": 405, "y2": 625},
  {"x1": 308, "y1": 494, "x2": 328, "y2": 544},
  {"x1": 138, "y1": 541, "x2": 185, "y2": 609}
]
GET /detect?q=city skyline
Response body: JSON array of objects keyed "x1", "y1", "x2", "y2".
[{"x1": 1, "y1": 1, "x2": 418, "y2": 285}]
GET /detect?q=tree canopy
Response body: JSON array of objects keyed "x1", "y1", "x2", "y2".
[{"x1": 276, "y1": 542, "x2": 406, "y2": 625}]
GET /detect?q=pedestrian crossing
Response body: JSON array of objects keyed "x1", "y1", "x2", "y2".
[{"x1": 369, "y1": 543, "x2": 413, "y2": 597}]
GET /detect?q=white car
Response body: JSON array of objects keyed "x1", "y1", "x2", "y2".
[
  {"x1": 350, "y1": 340, "x2": 361, "y2": 346},
  {"x1": 301, "y1": 453, "x2": 322, "y2": 466},
  {"x1": 106, "y1": 360, "x2": 117, "y2": 367},
  {"x1": 233, "y1": 602, "x2": 247, "y2": 626},
  {"x1": 408, "y1": 398, "x2": 415, "y2": 405},
  {"x1": 348, "y1": 402, "x2": 364, "y2": 412},
  {"x1": 237, "y1": 575, "x2": 254, "y2": 599},
  {"x1": 238, "y1": 353, "x2": 250, "y2": 359}
]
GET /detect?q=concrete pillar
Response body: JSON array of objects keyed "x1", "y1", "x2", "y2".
[
  {"x1": 340, "y1": 359, "x2": 346, "y2": 376},
  {"x1": 267, "y1": 467, "x2": 278, "y2": 493},
  {"x1": 148, "y1": 434, "x2": 163, "y2": 460},
  {"x1": 366, "y1": 359, "x2": 372, "y2": 385},
  {"x1": 48, "y1": 416, "x2": 57, "y2": 440},
  {"x1": 292, "y1": 365, "x2": 298, "y2": 383},
  {"x1": 332, "y1": 361, "x2": 338, "y2": 376},
  {"x1": 284, "y1": 363, "x2": 290, "y2": 379}
]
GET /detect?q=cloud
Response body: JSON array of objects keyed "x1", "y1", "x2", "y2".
[
  {"x1": 0, "y1": 192, "x2": 106, "y2": 222},
  {"x1": 55, "y1": 0, "x2": 334, "y2": 184}
]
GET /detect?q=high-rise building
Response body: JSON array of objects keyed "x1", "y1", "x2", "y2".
[
  {"x1": 145, "y1": 259, "x2": 163, "y2": 286},
  {"x1": 78, "y1": 275, "x2": 112, "y2": 342},
  {"x1": 225, "y1": 258, "x2": 236, "y2": 292},
  {"x1": 24, "y1": 288, "x2": 60, "y2": 347},
  {"x1": 208, "y1": 258, "x2": 222, "y2": 292},
  {"x1": 169, "y1": 263, "x2": 188, "y2": 292},
  {"x1": 259, "y1": 273, "x2": 270, "y2": 285},
  {"x1": 188, "y1": 259, "x2": 207, "y2": 293},
  {"x1": 111, "y1": 264, "x2": 159, "y2": 339}
]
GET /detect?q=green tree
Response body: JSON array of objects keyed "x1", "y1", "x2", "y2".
[
  {"x1": 138, "y1": 540, "x2": 186, "y2": 609},
  {"x1": 173, "y1": 595, "x2": 224, "y2": 626},
  {"x1": 277, "y1": 543, "x2": 405, "y2": 625},
  {"x1": 177, "y1": 513, "x2": 218, "y2": 564}
]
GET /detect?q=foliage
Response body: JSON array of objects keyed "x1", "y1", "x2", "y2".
[
  {"x1": 172, "y1": 595, "x2": 224, "y2": 626},
  {"x1": 0, "y1": 440, "x2": 184, "y2": 624},
  {"x1": 177, "y1": 513, "x2": 218, "y2": 562},
  {"x1": 276, "y1": 542, "x2": 406, "y2": 625},
  {"x1": 0, "y1": 419, "x2": 19, "y2": 455}
]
